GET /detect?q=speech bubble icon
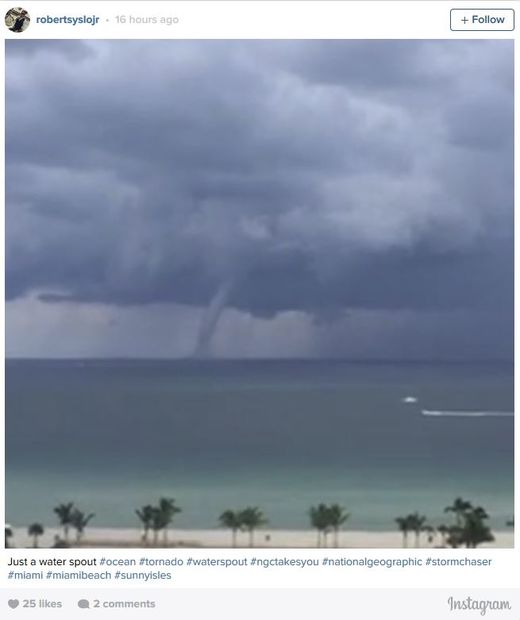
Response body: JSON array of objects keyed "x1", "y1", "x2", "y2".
[{"x1": 77, "y1": 599, "x2": 90, "y2": 609}]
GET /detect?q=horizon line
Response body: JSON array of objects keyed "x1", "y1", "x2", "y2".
[{"x1": 5, "y1": 356, "x2": 514, "y2": 364}]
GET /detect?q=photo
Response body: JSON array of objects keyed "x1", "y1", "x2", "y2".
[
  {"x1": 5, "y1": 7, "x2": 30, "y2": 33},
  {"x1": 5, "y1": 40, "x2": 514, "y2": 550}
]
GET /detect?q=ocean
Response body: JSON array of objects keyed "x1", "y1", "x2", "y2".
[{"x1": 5, "y1": 359, "x2": 514, "y2": 532}]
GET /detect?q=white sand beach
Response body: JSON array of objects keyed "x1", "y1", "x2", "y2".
[{"x1": 9, "y1": 527, "x2": 514, "y2": 549}]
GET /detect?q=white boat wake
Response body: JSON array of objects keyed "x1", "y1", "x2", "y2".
[{"x1": 421, "y1": 410, "x2": 513, "y2": 418}]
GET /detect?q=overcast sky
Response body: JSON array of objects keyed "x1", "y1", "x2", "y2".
[{"x1": 6, "y1": 40, "x2": 513, "y2": 359}]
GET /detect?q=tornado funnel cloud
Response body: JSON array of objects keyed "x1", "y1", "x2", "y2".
[{"x1": 193, "y1": 279, "x2": 234, "y2": 357}]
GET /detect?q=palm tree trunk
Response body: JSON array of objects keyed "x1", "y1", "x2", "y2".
[
  {"x1": 317, "y1": 530, "x2": 321, "y2": 548},
  {"x1": 415, "y1": 532, "x2": 420, "y2": 548},
  {"x1": 33, "y1": 535, "x2": 38, "y2": 548},
  {"x1": 249, "y1": 529, "x2": 254, "y2": 548},
  {"x1": 232, "y1": 529, "x2": 237, "y2": 548},
  {"x1": 64, "y1": 525, "x2": 69, "y2": 543},
  {"x1": 334, "y1": 528, "x2": 338, "y2": 548}
]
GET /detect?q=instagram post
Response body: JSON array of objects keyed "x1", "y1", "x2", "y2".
[{"x1": 1, "y1": 1, "x2": 518, "y2": 618}]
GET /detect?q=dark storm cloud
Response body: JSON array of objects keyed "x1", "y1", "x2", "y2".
[
  {"x1": 5, "y1": 40, "x2": 513, "y2": 353},
  {"x1": 6, "y1": 39, "x2": 94, "y2": 61}
]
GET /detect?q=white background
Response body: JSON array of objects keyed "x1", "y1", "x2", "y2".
[{"x1": 0, "y1": 0, "x2": 518, "y2": 603}]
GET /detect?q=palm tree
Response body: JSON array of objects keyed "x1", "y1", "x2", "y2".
[
  {"x1": 70, "y1": 509, "x2": 95, "y2": 544},
  {"x1": 28, "y1": 523, "x2": 44, "y2": 548},
  {"x1": 309, "y1": 504, "x2": 332, "y2": 548},
  {"x1": 5, "y1": 525, "x2": 13, "y2": 548},
  {"x1": 459, "y1": 506, "x2": 494, "y2": 548},
  {"x1": 445, "y1": 497, "x2": 472, "y2": 527},
  {"x1": 54, "y1": 502, "x2": 75, "y2": 543},
  {"x1": 328, "y1": 504, "x2": 350, "y2": 547},
  {"x1": 150, "y1": 507, "x2": 164, "y2": 546},
  {"x1": 136, "y1": 505, "x2": 155, "y2": 545},
  {"x1": 239, "y1": 507, "x2": 267, "y2": 547},
  {"x1": 471, "y1": 506, "x2": 489, "y2": 521},
  {"x1": 443, "y1": 500, "x2": 495, "y2": 548},
  {"x1": 219, "y1": 510, "x2": 243, "y2": 547},
  {"x1": 407, "y1": 512, "x2": 427, "y2": 548},
  {"x1": 157, "y1": 498, "x2": 181, "y2": 546},
  {"x1": 467, "y1": 518, "x2": 493, "y2": 548},
  {"x1": 395, "y1": 515, "x2": 412, "y2": 548}
]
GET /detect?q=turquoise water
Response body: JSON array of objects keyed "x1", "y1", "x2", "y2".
[{"x1": 6, "y1": 360, "x2": 514, "y2": 531}]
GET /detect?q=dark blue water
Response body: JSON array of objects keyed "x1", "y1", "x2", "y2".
[{"x1": 6, "y1": 359, "x2": 514, "y2": 530}]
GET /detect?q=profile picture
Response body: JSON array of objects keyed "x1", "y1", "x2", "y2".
[{"x1": 5, "y1": 7, "x2": 30, "y2": 33}]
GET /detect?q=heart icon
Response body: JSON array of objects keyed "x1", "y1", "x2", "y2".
[{"x1": 8, "y1": 600, "x2": 19, "y2": 609}]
